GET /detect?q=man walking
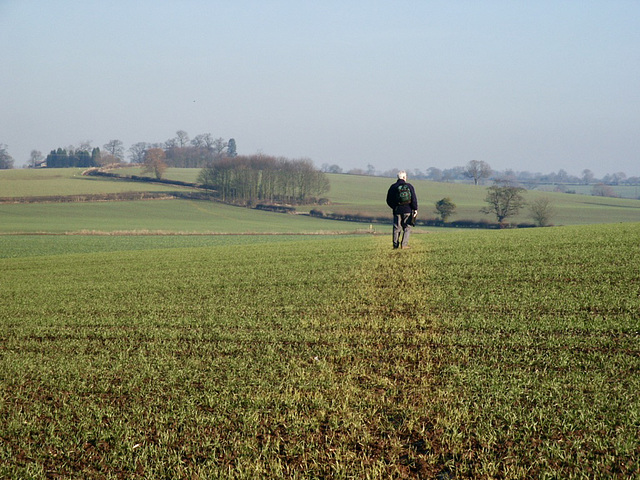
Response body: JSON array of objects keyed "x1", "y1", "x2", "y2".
[{"x1": 386, "y1": 170, "x2": 418, "y2": 249}]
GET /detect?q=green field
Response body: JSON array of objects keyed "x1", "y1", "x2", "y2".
[
  {"x1": 535, "y1": 183, "x2": 640, "y2": 200},
  {"x1": 0, "y1": 200, "x2": 367, "y2": 235},
  {"x1": 122, "y1": 167, "x2": 640, "y2": 225},
  {"x1": 0, "y1": 168, "x2": 193, "y2": 198},
  {"x1": 320, "y1": 174, "x2": 640, "y2": 226},
  {"x1": 1, "y1": 168, "x2": 639, "y2": 478},
  {"x1": 2, "y1": 168, "x2": 639, "y2": 231},
  {"x1": 1, "y1": 225, "x2": 639, "y2": 478}
]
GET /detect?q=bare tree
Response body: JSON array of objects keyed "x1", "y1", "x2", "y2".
[
  {"x1": 465, "y1": 160, "x2": 492, "y2": 185},
  {"x1": 78, "y1": 140, "x2": 93, "y2": 152},
  {"x1": 103, "y1": 140, "x2": 124, "y2": 160},
  {"x1": 481, "y1": 181, "x2": 526, "y2": 225},
  {"x1": 191, "y1": 133, "x2": 214, "y2": 149},
  {"x1": 529, "y1": 197, "x2": 555, "y2": 227},
  {"x1": 175, "y1": 130, "x2": 190, "y2": 148},
  {"x1": 212, "y1": 138, "x2": 228, "y2": 157},
  {"x1": 128, "y1": 142, "x2": 149, "y2": 164}
]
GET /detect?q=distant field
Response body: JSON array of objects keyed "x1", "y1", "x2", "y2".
[
  {"x1": 0, "y1": 168, "x2": 193, "y2": 198},
  {"x1": 0, "y1": 200, "x2": 372, "y2": 234},
  {"x1": 534, "y1": 183, "x2": 640, "y2": 199},
  {"x1": 132, "y1": 167, "x2": 640, "y2": 225},
  {"x1": 1, "y1": 168, "x2": 639, "y2": 231},
  {"x1": 321, "y1": 174, "x2": 640, "y2": 225},
  {"x1": 118, "y1": 166, "x2": 199, "y2": 184},
  {"x1": 1, "y1": 224, "x2": 638, "y2": 478}
]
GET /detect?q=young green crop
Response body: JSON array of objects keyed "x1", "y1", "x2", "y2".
[
  {"x1": 1, "y1": 224, "x2": 639, "y2": 478},
  {"x1": 4, "y1": 167, "x2": 640, "y2": 228},
  {"x1": 0, "y1": 200, "x2": 365, "y2": 234},
  {"x1": 0, "y1": 168, "x2": 191, "y2": 198}
]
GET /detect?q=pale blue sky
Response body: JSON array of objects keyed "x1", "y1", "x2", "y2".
[{"x1": 1, "y1": 0, "x2": 639, "y2": 177}]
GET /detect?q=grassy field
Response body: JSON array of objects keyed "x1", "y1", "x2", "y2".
[
  {"x1": 535, "y1": 183, "x2": 640, "y2": 199},
  {"x1": 320, "y1": 173, "x2": 640, "y2": 226},
  {"x1": 1, "y1": 224, "x2": 639, "y2": 478},
  {"x1": 0, "y1": 168, "x2": 193, "y2": 198},
  {"x1": 2, "y1": 168, "x2": 639, "y2": 230},
  {"x1": 1, "y1": 167, "x2": 639, "y2": 477},
  {"x1": 0, "y1": 200, "x2": 370, "y2": 235},
  {"x1": 130, "y1": 167, "x2": 640, "y2": 225},
  {"x1": 119, "y1": 167, "x2": 640, "y2": 225}
]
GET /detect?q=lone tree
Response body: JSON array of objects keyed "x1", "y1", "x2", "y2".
[
  {"x1": 529, "y1": 197, "x2": 555, "y2": 227},
  {"x1": 142, "y1": 148, "x2": 167, "y2": 179},
  {"x1": 464, "y1": 160, "x2": 492, "y2": 185},
  {"x1": 481, "y1": 181, "x2": 526, "y2": 226},
  {"x1": 434, "y1": 197, "x2": 456, "y2": 222},
  {"x1": 103, "y1": 139, "x2": 124, "y2": 161}
]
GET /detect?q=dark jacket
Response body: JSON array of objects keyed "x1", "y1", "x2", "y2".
[{"x1": 386, "y1": 179, "x2": 418, "y2": 214}]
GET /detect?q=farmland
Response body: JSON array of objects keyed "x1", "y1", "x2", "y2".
[
  {"x1": 2, "y1": 168, "x2": 640, "y2": 230},
  {"x1": 134, "y1": 167, "x2": 640, "y2": 226},
  {"x1": 0, "y1": 168, "x2": 194, "y2": 198},
  {"x1": 1, "y1": 224, "x2": 639, "y2": 478},
  {"x1": 0, "y1": 200, "x2": 363, "y2": 235},
  {"x1": 1, "y1": 168, "x2": 639, "y2": 478}
]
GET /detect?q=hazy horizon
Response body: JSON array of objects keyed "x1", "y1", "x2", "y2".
[{"x1": 1, "y1": 1, "x2": 639, "y2": 178}]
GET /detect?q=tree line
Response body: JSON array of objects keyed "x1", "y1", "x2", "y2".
[
  {"x1": 45, "y1": 147, "x2": 102, "y2": 168},
  {"x1": 3, "y1": 130, "x2": 329, "y2": 206},
  {"x1": 3, "y1": 136, "x2": 637, "y2": 186},
  {"x1": 197, "y1": 155, "x2": 330, "y2": 205},
  {"x1": 323, "y1": 161, "x2": 640, "y2": 187},
  {"x1": 11, "y1": 131, "x2": 236, "y2": 169},
  {"x1": 130, "y1": 132, "x2": 237, "y2": 168}
]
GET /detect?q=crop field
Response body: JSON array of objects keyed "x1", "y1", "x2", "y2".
[
  {"x1": 130, "y1": 167, "x2": 640, "y2": 225},
  {"x1": 321, "y1": 174, "x2": 640, "y2": 226},
  {"x1": 0, "y1": 168, "x2": 193, "y2": 198},
  {"x1": 114, "y1": 167, "x2": 640, "y2": 225},
  {"x1": 2, "y1": 168, "x2": 640, "y2": 227},
  {"x1": 0, "y1": 200, "x2": 370, "y2": 235},
  {"x1": 1, "y1": 223, "x2": 639, "y2": 478}
]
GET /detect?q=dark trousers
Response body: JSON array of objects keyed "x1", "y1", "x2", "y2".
[{"x1": 393, "y1": 213, "x2": 412, "y2": 248}]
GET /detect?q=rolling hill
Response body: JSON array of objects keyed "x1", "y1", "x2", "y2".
[{"x1": 1, "y1": 167, "x2": 639, "y2": 233}]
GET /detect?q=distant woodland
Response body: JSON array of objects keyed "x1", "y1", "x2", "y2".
[
  {"x1": 2, "y1": 129, "x2": 639, "y2": 201},
  {"x1": 197, "y1": 155, "x2": 330, "y2": 205}
]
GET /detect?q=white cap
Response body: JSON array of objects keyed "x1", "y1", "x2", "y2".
[{"x1": 397, "y1": 170, "x2": 407, "y2": 180}]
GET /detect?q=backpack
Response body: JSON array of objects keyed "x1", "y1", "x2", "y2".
[{"x1": 397, "y1": 183, "x2": 412, "y2": 205}]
